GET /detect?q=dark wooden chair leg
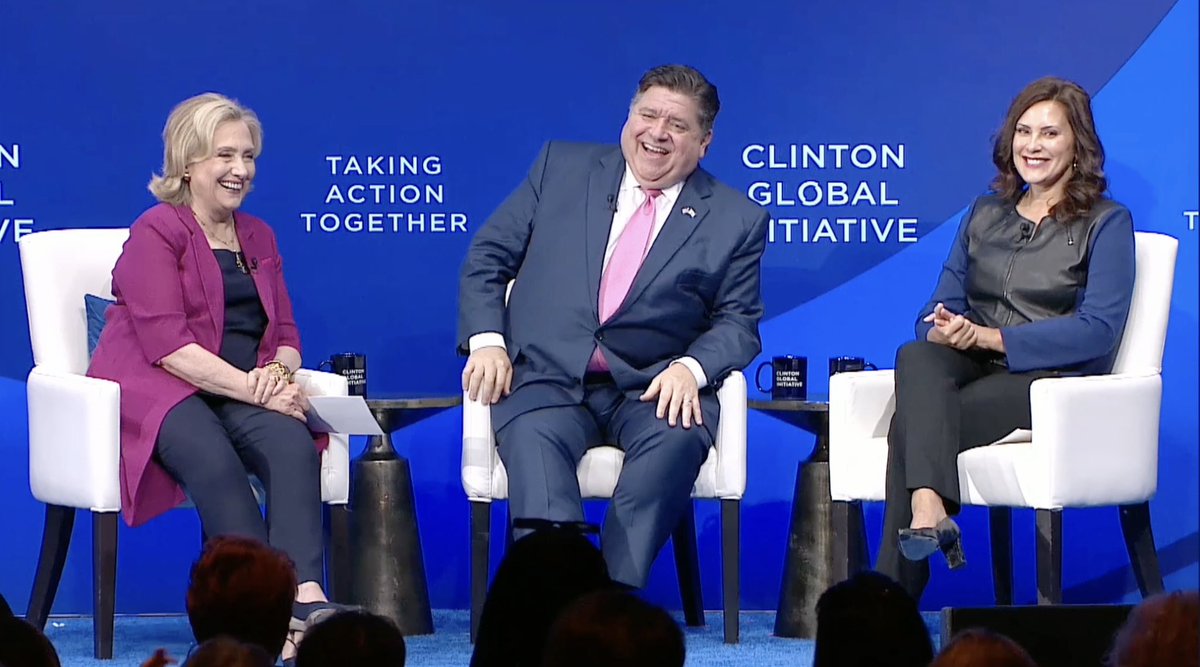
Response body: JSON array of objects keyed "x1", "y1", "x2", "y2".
[
  {"x1": 989, "y1": 507, "x2": 1014, "y2": 605},
  {"x1": 504, "y1": 503, "x2": 514, "y2": 549},
  {"x1": 26, "y1": 504, "x2": 75, "y2": 630},
  {"x1": 672, "y1": 503, "x2": 704, "y2": 628},
  {"x1": 1119, "y1": 502, "x2": 1165, "y2": 598},
  {"x1": 326, "y1": 503, "x2": 352, "y2": 602},
  {"x1": 721, "y1": 499, "x2": 740, "y2": 645},
  {"x1": 832, "y1": 500, "x2": 851, "y2": 584},
  {"x1": 470, "y1": 501, "x2": 491, "y2": 644},
  {"x1": 850, "y1": 501, "x2": 870, "y2": 574},
  {"x1": 92, "y1": 511, "x2": 118, "y2": 660},
  {"x1": 833, "y1": 501, "x2": 871, "y2": 584},
  {"x1": 1035, "y1": 509, "x2": 1062, "y2": 605}
]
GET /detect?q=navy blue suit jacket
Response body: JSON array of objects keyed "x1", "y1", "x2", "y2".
[{"x1": 458, "y1": 141, "x2": 769, "y2": 434}]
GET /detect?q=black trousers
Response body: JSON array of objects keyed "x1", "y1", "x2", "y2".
[
  {"x1": 155, "y1": 394, "x2": 324, "y2": 583},
  {"x1": 876, "y1": 341, "x2": 1056, "y2": 599}
]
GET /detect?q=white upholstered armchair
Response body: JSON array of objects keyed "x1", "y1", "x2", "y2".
[
  {"x1": 19, "y1": 228, "x2": 350, "y2": 659},
  {"x1": 828, "y1": 231, "x2": 1178, "y2": 604},
  {"x1": 462, "y1": 370, "x2": 747, "y2": 643}
]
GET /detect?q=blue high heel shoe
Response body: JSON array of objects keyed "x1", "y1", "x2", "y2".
[{"x1": 898, "y1": 517, "x2": 966, "y2": 569}]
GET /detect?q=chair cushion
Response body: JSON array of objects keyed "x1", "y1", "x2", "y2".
[
  {"x1": 829, "y1": 429, "x2": 1033, "y2": 503},
  {"x1": 84, "y1": 294, "x2": 115, "y2": 358},
  {"x1": 479, "y1": 444, "x2": 722, "y2": 500},
  {"x1": 958, "y1": 439, "x2": 1043, "y2": 507}
]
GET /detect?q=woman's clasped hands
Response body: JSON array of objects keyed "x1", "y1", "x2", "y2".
[
  {"x1": 923, "y1": 302, "x2": 1004, "y2": 352},
  {"x1": 247, "y1": 365, "x2": 309, "y2": 422},
  {"x1": 924, "y1": 302, "x2": 977, "y2": 350}
]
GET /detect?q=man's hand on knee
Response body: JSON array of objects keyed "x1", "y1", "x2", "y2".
[
  {"x1": 462, "y1": 346, "x2": 512, "y2": 405},
  {"x1": 639, "y1": 363, "x2": 702, "y2": 429}
]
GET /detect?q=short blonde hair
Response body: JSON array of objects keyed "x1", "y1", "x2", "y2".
[{"x1": 148, "y1": 93, "x2": 263, "y2": 205}]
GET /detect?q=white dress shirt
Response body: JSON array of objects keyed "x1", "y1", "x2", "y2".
[{"x1": 469, "y1": 164, "x2": 708, "y2": 388}]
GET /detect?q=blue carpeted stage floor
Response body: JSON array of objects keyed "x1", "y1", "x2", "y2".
[{"x1": 42, "y1": 610, "x2": 943, "y2": 666}]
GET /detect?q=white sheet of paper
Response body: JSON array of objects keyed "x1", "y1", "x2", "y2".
[{"x1": 305, "y1": 395, "x2": 384, "y2": 436}]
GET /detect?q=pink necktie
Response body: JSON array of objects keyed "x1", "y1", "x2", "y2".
[{"x1": 588, "y1": 188, "x2": 662, "y2": 372}]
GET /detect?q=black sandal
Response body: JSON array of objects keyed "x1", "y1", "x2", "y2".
[{"x1": 290, "y1": 600, "x2": 355, "y2": 632}]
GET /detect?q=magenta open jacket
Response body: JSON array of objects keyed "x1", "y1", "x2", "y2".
[{"x1": 88, "y1": 203, "x2": 326, "y2": 527}]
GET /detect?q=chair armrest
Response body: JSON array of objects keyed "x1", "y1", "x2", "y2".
[
  {"x1": 319, "y1": 434, "x2": 350, "y2": 505},
  {"x1": 292, "y1": 369, "x2": 350, "y2": 504},
  {"x1": 711, "y1": 370, "x2": 747, "y2": 498},
  {"x1": 462, "y1": 390, "x2": 499, "y2": 501},
  {"x1": 26, "y1": 366, "x2": 122, "y2": 511},
  {"x1": 294, "y1": 369, "x2": 348, "y2": 397},
  {"x1": 1031, "y1": 371, "x2": 1162, "y2": 506},
  {"x1": 828, "y1": 369, "x2": 894, "y2": 502},
  {"x1": 829, "y1": 369, "x2": 895, "y2": 441},
  {"x1": 459, "y1": 370, "x2": 750, "y2": 501}
]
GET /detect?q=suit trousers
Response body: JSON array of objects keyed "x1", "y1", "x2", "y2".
[
  {"x1": 495, "y1": 380, "x2": 712, "y2": 588},
  {"x1": 876, "y1": 340, "x2": 1056, "y2": 599},
  {"x1": 155, "y1": 394, "x2": 324, "y2": 583}
]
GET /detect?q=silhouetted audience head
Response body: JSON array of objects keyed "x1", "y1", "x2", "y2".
[
  {"x1": 541, "y1": 590, "x2": 684, "y2": 667},
  {"x1": 813, "y1": 570, "x2": 934, "y2": 667},
  {"x1": 295, "y1": 610, "x2": 406, "y2": 667},
  {"x1": 186, "y1": 536, "x2": 297, "y2": 659},
  {"x1": 470, "y1": 524, "x2": 614, "y2": 667},
  {"x1": 183, "y1": 636, "x2": 275, "y2": 667},
  {"x1": 0, "y1": 591, "x2": 13, "y2": 620},
  {"x1": 1108, "y1": 590, "x2": 1199, "y2": 667},
  {"x1": 0, "y1": 616, "x2": 62, "y2": 667},
  {"x1": 932, "y1": 628, "x2": 1038, "y2": 667}
]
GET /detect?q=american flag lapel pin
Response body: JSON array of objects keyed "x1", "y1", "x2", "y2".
[{"x1": 681, "y1": 206, "x2": 696, "y2": 218}]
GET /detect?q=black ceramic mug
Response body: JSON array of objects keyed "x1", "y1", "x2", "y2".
[
  {"x1": 755, "y1": 355, "x2": 808, "y2": 400},
  {"x1": 828, "y1": 356, "x2": 878, "y2": 376},
  {"x1": 318, "y1": 352, "x2": 367, "y2": 397}
]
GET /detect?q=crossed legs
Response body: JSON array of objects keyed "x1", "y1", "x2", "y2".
[{"x1": 877, "y1": 341, "x2": 1052, "y2": 598}]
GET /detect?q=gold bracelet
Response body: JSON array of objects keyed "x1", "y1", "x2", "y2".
[{"x1": 264, "y1": 360, "x2": 292, "y2": 383}]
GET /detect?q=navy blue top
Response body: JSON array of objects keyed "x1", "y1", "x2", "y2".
[
  {"x1": 214, "y1": 249, "x2": 267, "y2": 372},
  {"x1": 915, "y1": 196, "x2": 1136, "y2": 374}
]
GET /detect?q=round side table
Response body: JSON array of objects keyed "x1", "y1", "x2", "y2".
[
  {"x1": 349, "y1": 395, "x2": 460, "y2": 636},
  {"x1": 750, "y1": 396, "x2": 867, "y2": 639}
]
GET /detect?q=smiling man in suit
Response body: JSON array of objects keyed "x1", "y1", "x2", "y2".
[{"x1": 458, "y1": 64, "x2": 769, "y2": 588}]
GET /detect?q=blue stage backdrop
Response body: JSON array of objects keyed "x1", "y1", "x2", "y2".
[{"x1": 0, "y1": 1, "x2": 1195, "y2": 615}]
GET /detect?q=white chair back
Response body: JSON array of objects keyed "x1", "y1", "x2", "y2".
[
  {"x1": 1111, "y1": 232, "x2": 1179, "y2": 375},
  {"x1": 19, "y1": 228, "x2": 131, "y2": 373}
]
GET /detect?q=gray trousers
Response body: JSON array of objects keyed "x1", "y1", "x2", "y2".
[{"x1": 496, "y1": 381, "x2": 712, "y2": 587}]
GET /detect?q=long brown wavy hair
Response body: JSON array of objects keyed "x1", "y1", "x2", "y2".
[{"x1": 991, "y1": 77, "x2": 1107, "y2": 221}]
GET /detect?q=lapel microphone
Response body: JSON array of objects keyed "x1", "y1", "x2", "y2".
[
  {"x1": 606, "y1": 194, "x2": 618, "y2": 213},
  {"x1": 1018, "y1": 221, "x2": 1034, "y2": 243}
]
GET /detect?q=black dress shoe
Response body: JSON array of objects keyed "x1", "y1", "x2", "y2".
[{"x1": 898, "y1": 517, "x2": 966, "y2": 569}]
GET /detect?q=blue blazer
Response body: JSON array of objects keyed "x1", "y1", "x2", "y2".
[{"x1": 458, "y1": 141, "x2": 769, "y2": 433}]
